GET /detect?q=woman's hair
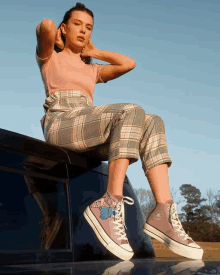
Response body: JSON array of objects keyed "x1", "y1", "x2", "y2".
[{"x1": 54, "y1": 3, "x2": 94, "y2": 64}]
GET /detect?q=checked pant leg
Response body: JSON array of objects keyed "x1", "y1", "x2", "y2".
[
  {"x1": 139, "y1": 114, "x2": 172, "y2": 174},
  {"x1": 45, "y1": 102, "x2": 172, "y2": 172}
]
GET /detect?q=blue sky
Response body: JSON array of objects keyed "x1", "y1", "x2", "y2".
[{"x1": 1, "y1": 0, "x2": 220, "y2": 216}]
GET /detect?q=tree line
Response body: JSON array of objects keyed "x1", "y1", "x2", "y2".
[{"x1": 134, "y1": 184, "x2": 220, "y2": 242}]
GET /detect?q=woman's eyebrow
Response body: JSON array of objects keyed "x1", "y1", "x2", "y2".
[{"x1": 73, "y1": 19, "x2": 93, "y2": 27}]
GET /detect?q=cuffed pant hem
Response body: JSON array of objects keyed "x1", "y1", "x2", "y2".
[
  {"x1": 143, "y1": 158, "x2": 172, "y2": 176},
  {"x1": 108, "y1": 154, "x2": 139, "y2": 165}
]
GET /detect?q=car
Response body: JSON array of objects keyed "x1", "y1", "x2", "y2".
[
  {"x1": 0, "y1": 129, "x2": 157, "y2": 265},
  {"x1": 1, "y1": 128, "x2": 216, "y2": 274}
]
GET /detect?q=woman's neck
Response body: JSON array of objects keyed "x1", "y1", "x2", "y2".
[
  {"x1": 62, "y1": 48, "x2": 81, "y2": 57},
  {"x1": 60, "y1": 50, "x2": 83, "y2": 63}
]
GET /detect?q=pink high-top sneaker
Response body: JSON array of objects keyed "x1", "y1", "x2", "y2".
[
  {"x1": 83, "y1": 191, "x2": 134, "y2": 260},
  {"x1": 143, "y1": 199, "x2": 204, "y2": 260}
]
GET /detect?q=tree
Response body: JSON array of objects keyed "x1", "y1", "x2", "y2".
[
  {"x1": 179, "y1": 184, "x2": 209, "y2": 224},
  {"x1": 216, "y1": 192, "x2": 220, "y2": 210},
  {"x1": 205, "y1": 188, "x2": 220, "y2": 241},
  {"x1": 206, "y1": 189, "x2": 220, "y2": 223},
  {"x1": 133, "y1": 188, "x2": 156, "y2": 220},
  {"x1": 134, "y1": 187, "x2": 182, "y2": 220},
  {"x1": 212, "y1": 190, "x2": 220, "y2": 222},
  {"x1": 178, "y1": 184, "x2": 220, "y2": 241}
]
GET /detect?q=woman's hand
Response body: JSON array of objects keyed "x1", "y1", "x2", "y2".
[
  {"x1": 80, "y1": 38, "x2": 98, "y2": 57},
  {"x1": 55, "y1": 28, "x2": 65, "y2": 50}
]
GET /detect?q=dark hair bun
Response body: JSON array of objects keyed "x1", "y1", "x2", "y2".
[{"x1": 75, "y1": 3, "x2": 86, "y2": 9}]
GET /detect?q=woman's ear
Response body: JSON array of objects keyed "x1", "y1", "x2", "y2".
[{"x1": 60, "y1": 23, "x2": 66, "y2": 36}]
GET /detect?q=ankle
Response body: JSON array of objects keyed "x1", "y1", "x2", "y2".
[
  {"x1": 156, "y1": 198, "x2": 173, "y2": 204},
  {"x1": 107, "y1": 190, "x2": 123, "y2": 196}
]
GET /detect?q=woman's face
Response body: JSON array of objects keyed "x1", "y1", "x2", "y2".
[{"x1": 61, "y1": 10, "x2": 93, "y2": 51}]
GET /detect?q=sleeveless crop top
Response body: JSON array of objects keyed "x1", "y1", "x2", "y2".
[{"x1": 36, "y1": 49, "x2": 107, "y2": 100}]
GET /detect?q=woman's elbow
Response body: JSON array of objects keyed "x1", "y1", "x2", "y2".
[
  {"x1": 127, "y1": 60, "x2": 136, "y2": 70},
  {"x1": 131, "y1": 60, "x2": 136, "y2": 69}
]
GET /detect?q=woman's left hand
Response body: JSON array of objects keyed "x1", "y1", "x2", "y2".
[{"x1": 80, "y1": 38, "x2": 98, "y2": 57}]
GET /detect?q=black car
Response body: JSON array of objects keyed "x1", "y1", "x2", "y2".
[{"x1": 0, "y1": 128, "x2": 214, "y2": 274}]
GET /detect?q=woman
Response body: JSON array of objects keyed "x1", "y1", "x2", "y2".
[{"x1": 36, "y1": 3, "x2": 203, "y2": 261}]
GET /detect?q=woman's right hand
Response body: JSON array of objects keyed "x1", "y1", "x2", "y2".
[{"x1": 55, "y1": 28, "x2": 65, "y2": 50}]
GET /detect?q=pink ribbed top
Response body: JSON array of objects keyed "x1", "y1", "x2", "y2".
[{"x1": 36, "y1": 49, "x2": 106, "y2": 100}]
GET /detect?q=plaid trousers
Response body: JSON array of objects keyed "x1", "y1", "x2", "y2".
[{"x1": 40, "y1": 91, "x2": 172, "y2": 174}]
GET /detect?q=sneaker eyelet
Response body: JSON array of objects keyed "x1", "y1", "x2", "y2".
[{"x1": 113, "y1": 202, "x2": 116, "y2": 205}]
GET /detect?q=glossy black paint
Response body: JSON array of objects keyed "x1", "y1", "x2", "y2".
[
  {"x1": 0, "y1": 128, "x2": 155, "y2": 268},
  {"x1": 0, "y1": 130, "x2": 219, "y2": 273}
]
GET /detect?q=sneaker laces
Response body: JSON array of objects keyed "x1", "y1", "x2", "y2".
[
  {"x1": 169, "y1": 204, "x2": 193, "y2": 241},
  {"x1": 112, "y1": 196, "x2": 134, "y2": 241}
]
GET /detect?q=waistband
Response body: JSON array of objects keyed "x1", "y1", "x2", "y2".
[{"x1": 42, "y1": 91, "x2": 94, "y2": 114}]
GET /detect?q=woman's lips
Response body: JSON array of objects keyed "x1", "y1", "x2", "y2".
[{"x1": 77, "y1": 37, "x2": 85, "y2": 41}]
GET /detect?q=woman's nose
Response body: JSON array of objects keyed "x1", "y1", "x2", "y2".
[{"x1": 80, "y1": 25, "x2": 86, "y2": 33}]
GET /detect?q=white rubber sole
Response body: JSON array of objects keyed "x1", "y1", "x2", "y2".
[
  {"x1": 83, "y1": 205, "x2": 134, "y2": 261},
  {"x1": 143, "y1": 223, "x2": 203, "y2": 260}
]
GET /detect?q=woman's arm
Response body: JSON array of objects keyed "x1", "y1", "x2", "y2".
[
  {"x1": 36, "y1": 19, "x2": 57, "y2": 60},
  {"x1": 36, "y1": 19, "x2": 64, "y2": 63},
  {"x1": 92, "y1": 49, "x2": 136, "y2": 68},
  {"x1": 93, "y1": 50, "x2": 136, "y2": 83},
  {"x1": 81, "y1": 39, "x2": 136, "y2": 83}
]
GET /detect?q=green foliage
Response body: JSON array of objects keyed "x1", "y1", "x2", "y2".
[{"x1": 179, "y1": 184, "x2": 208, "y2": 223}]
